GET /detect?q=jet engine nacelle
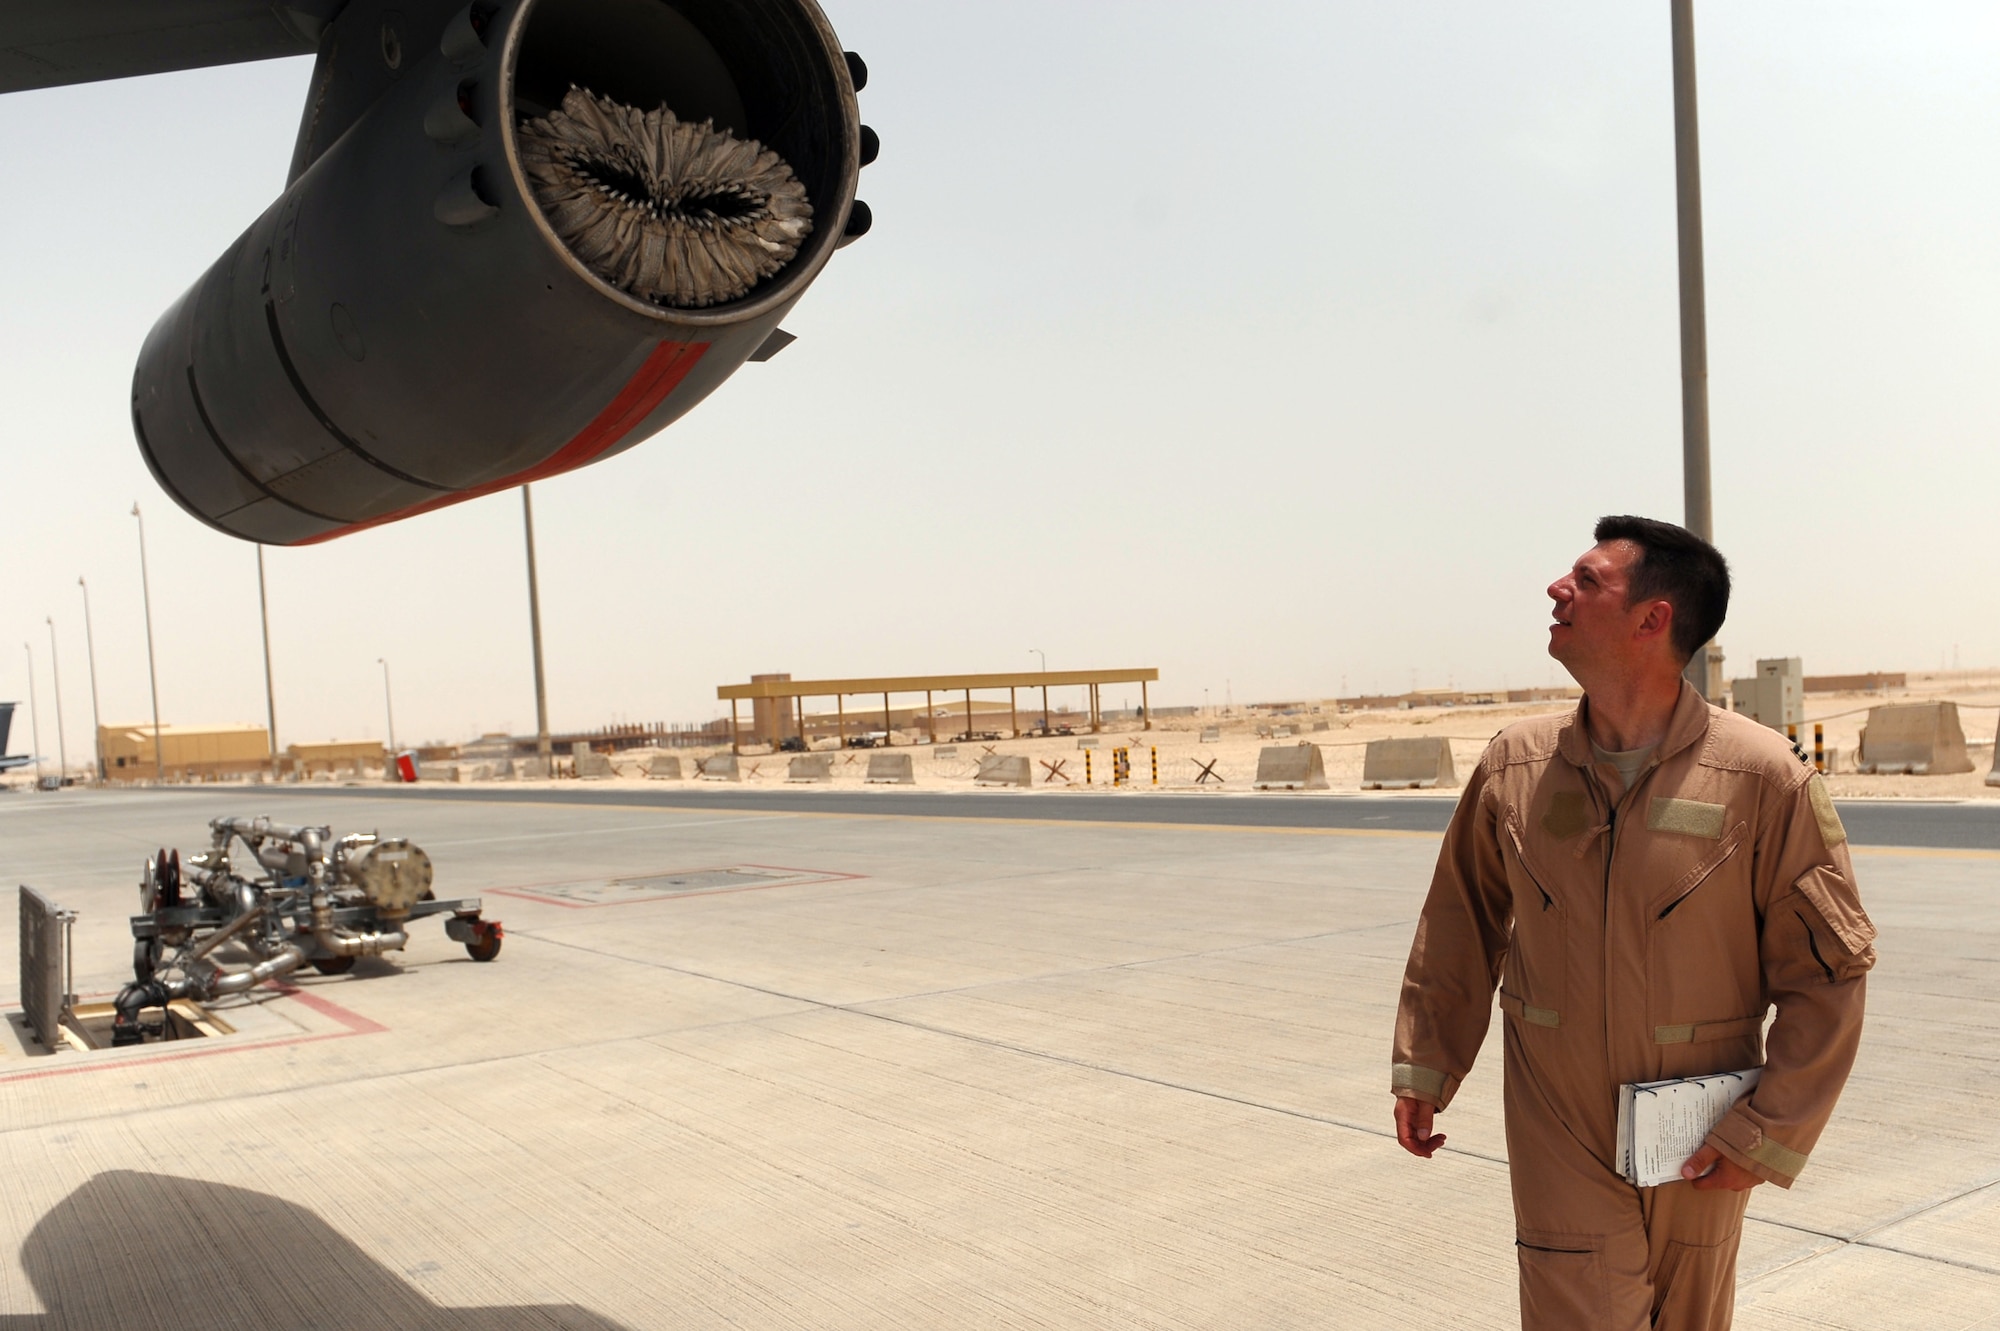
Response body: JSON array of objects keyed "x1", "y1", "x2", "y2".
[{"x1": 133, "y1": 0, "x2": 866, "y2": 545}]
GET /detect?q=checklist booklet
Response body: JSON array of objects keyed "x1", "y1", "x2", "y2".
[{"x1": 1616, "y1": 1068, "x2": 1762, "y2": 1187}]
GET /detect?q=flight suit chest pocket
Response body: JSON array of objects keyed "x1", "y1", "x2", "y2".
[
  {"x1": 1647, "y1": 822, "x2": 1747, "y2": 924},
  {"x1": 1503, "y1": 813, "x2": 1568, "y2": 1024}
]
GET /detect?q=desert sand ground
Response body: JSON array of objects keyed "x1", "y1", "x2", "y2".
[
  {"x1": 581, "y1": 671, "x2": 2000, "y2": 801},
  {"x1": 12, "y1": 674, "x2": 1995, "y2": 800}
]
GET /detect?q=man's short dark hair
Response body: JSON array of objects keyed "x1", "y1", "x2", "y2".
[{"x1": 1593, "y1": 515, "x2": 1730, "y2": 664}]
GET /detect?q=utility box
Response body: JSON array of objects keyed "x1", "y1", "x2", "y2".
[{"x1": 1730, "y1": 658, "x2": 1804, "y2": 732}]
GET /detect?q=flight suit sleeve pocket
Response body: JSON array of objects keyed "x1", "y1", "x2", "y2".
[{"x1": 1792, "y1": 864, "x2": 1877, "y2": 976}]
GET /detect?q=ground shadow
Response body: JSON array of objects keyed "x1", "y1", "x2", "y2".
[{"x1": 0, "y1": 1171, "x2": 633, "y2": 1329}]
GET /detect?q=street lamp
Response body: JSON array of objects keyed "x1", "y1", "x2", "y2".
[
  {"x1": 1030, "y1": 648, "x2": 1048, "y2": 732},
  {"x1": 378, "y1": 658, "x2": 397, "y2": 756},
  {"x1": 131, "y1": 503, "x2": 163, "y2": 779},
  {"x1": 256, "y1": 546, "x2": 279, "y2": 765},
  {"x1": 22, "y1": 643, "x2": 43, "y2": 786},
  {"x1": 44, "y1": 618, "x2": 68, "y2": 783},
  {"x1": 79, "y1": 577, "x2": 104, "y2": 781},
  {"x1": 522, "y1": 486, "x2": 551, "y2": 761},
  {"x1": 1670, "y1": 0, "x2": 1722, "y2": 699}
]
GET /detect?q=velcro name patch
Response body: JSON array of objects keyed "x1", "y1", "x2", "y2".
[{"x1": 1647, "y1": 797, "x2": 1727, "y2": 840}]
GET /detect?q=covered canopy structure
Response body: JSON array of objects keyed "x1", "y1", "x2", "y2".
[{"x1": 716, "y1": 669, "x2": 1160, "y2": 754}]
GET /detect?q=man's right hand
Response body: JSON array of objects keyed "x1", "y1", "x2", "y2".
[{"x1": 1394, "y1": 1095, "x2": 1447, "y2": 1158}]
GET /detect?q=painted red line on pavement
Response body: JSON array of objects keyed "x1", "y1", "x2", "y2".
[
  {"x1": 266, "y1": 979, "x2": 389, "y2": 1035},
  {"x1": 0, "y1": 1030, "x2": 366, "y2": 1084},
  {"x1": 0, "y1": 981, "x2": 384, "y2": 1083},
  {"x1": 296, "y1": 339, "x2": 708, "y2": 545}
]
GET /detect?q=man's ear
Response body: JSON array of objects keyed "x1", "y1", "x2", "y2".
[{"x1": 1635, "y1": 599, "x2": 1675, "y2": 644}]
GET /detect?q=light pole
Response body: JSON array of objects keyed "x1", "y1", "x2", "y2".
[
  {"x1": 378, "y1": 658, "x2": 397, "y2": 756},
  {"x1": 45, "y1": 618, "x2": 68, "y2": 783},
  {"x1": 256, "y1": 546, "x2": 279, "y2": 765},
  {"x1": 1030, "y1": 648, "x2": 1048, "y2": 731},
  {"x1": 79, "y1": 577, "x2": 104, "y2": 781},
  {"x1": 522, "y1": 486, "x2": 551, "y2": 760},
  {"x1": 1671, "y1": 0, "x2": 1721, "y2": 699},
  {"x1": 131, "y1": 503, "x2": 164, "y2": 778},
  {"x1": 22, "y1": 643, "x2": 43, "y2": 786}
]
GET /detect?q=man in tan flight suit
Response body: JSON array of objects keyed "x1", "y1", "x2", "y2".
[{"x1": 1391, "y1": 516, "x2": 1875, "y2": 1330}]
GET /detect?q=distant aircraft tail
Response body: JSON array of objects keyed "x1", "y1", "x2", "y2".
[{"x1": 0, "y1": 701, "x2": 32, "y2": 771}]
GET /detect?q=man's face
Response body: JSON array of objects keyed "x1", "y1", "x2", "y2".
[{"x1": 1547, "y1": 540, "x2": 1650, "y2": 678}]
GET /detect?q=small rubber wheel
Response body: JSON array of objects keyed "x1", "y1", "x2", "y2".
[
  {"x1": 465, "y1": 929, "x2": 502, "y2": 963},
  {"x1": 310, "y1": 956, "x2": 357, "y2": 976},
  {"x1": 133, "y1": 938, "x2": 158, "y2": 982}
]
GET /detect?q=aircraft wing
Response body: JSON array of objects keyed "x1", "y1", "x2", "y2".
[{"x1": 0, "y1": 1, "x2": 331, "y2": 95}]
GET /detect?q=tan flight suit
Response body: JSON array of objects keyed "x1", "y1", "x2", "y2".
[{"x1": 1392, "y1": 682, "x2": 1875, "y2": 1330}]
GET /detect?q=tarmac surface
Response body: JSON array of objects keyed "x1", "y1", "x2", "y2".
[
  {"x1": 211, "y1": 781, "x2": 2000, "y2": 849},
  {"x1": 0, "y1": 785, "x2": 1994, "y2": 1329}
]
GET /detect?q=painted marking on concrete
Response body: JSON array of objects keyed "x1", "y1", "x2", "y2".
[
  {"x1": 1850, "y1": 844, "x2": 2000, "y2": 862},
  {"x1": 0, "y1": 980, "x2": 383, "y2": 1084},
  {"x1": 489, "y1": 862, "x2": 864, "y2": 909}
]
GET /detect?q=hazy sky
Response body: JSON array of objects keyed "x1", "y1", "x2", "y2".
[{"x1": 2, "y1": 2, "x2": 1997, "y2": 757}]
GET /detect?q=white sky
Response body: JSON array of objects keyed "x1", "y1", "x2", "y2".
[{"x1": 2, "y1": 1, "x2": 1997, "y2": 756}]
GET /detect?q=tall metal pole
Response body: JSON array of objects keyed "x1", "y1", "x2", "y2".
[
  {"x1": 1672, "y1": 0, "x2": 1720, "y2": 698},
  {"x1": 78, "y1": 578, "x2": 104, "y2": 781},
  {"x1": 22, "y1": 643, "x2": 43, "y2": 786},
  {"x1": 1031, "y1": 649, "x2": 1046, "y2": 729},
  {"x1": 378, "y1": 658, "x2": 397, "y2": 754},
  {"x1": 131, "y1": 503, "x2": 164, "y2": 777},
  {"x1": 45, "y1": 619, "x2": 68, "y2": 783},
  {"x1": 256, "y1": 546, "x2": 279, "y2": 764},
  {"x1": 522, "y1": 486, "x2": 552, "y2": 759}
]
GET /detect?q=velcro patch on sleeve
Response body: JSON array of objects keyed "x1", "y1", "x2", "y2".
[
  {"x1": 1647, "y1": 796, "x2": 1727, "y2": 840},
  {"x1": 1392, "y1": 1063, "x2": 1449, "y2": 1102},
  {"x1": 1541, "y1": 791, "x2": 1591, "y2": 840},
  {"x1": 1746, "y1": 1135, "x2": 1809, "y2": 1181},
  {"x1": 1806, "y1": 774, "x2": 1847, "y2": 849}
]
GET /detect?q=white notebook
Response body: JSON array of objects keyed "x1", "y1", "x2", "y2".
[{"x1": 1616, "y1": 1067, "x2": 1762, "y2": 1187}]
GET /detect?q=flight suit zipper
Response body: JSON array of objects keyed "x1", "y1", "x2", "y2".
[{"x1": 1597, "y1": 762, "x2": 1654, "y2": 1074}]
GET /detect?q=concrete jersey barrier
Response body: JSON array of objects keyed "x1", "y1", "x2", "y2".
[
  {"x1": 1253, "y1": 745, "x2": 1328, "y2": 790},
  {"x1": 698, "y1": 753, "x2": 742, "y2": 781},
  {"x1": 865, "y1": 752, "x2": 915, "y2": 784},
  {"x1": 1990, "y1": 713, "x2": 2000, "y2": 788},
  {"x1": 571, "y1": 741, "x2": 614, "y2": 779},
  {"x1": 975, "y1": 754, "x2": 1032, "y2": 787},
  {"x1": 647, "y1": 755, "x2": 683, "y2": 779},
  {"x1": 1362, "y1": 736, "x2": 1458, "y2": 790},
  {"x1": 1858, "y1": 702, "x2": 1974, "y2": 775},
  {"x1": 788, "y1": 754, "x2": 834, "y2": 783}
]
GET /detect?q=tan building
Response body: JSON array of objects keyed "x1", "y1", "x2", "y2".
[
  {"x1": 286, "y1": 740, "x2": 388, "y2": 777},
  {"x1": 100, "y1": 724, "x2": 271, "y2": 781}
]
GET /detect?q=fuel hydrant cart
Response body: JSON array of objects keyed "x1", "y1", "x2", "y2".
[{"x1": 115, "y1": 815, "x2": 501, "y2": 1045}]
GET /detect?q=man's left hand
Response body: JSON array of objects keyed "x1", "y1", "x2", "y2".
[{"x1": 1681, "y1": 1145, "x2": 1763, "y2": 1191}]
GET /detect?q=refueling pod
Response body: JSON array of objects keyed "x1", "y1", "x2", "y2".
[{"x1": 131, "y1": 0, "x2": 873, "y2": 545}]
